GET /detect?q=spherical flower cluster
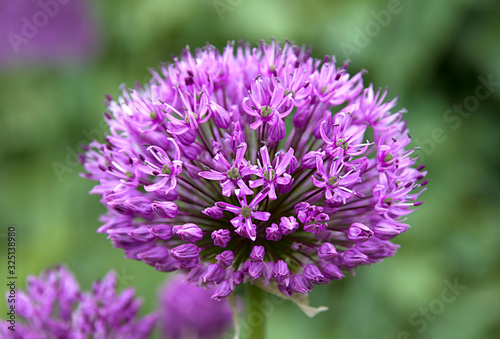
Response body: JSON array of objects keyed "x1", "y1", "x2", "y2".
[
  {"x1": 160, "y1": 276, "x2": 233, "y2": 339},
  {"x1": 0, "y1": 266, "x2": 156, "y2": 339},
  {"x1": 81, "y1": 40, "x2": 427, "y2": 300},
  {"x1": 1, "y1": 0, "x2": 97, "y2": 64}
]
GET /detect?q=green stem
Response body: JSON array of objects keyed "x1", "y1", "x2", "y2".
[
  {"x1": 245, "y1": 284, "x2": 266, "y2": 339},
  {"x1": 228, "y1": 293, "x2": 240, "y2": 339}
]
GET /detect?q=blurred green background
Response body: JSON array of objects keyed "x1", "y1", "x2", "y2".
[{"x1": 1, "y1": 0, "x2": 499, "y2": 338}]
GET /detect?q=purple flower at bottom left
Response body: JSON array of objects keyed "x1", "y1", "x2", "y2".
[
  {"x1": 159, "y1": 276, "x2": 234, "y2": 339},
  {"x1": 0, "y1": 266, "x2": 157, "y2": 339}
]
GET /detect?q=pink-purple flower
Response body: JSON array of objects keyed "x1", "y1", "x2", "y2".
[
  {"x1": 0, "y1": 0, "x2": 98, "y2": 65},
  {"x1": 216, "y1": 189, "x2": 271, "y2": 241},
  {"x1": 81, "y1": 40, "x2": 427, "y2": 300},
  {"x1": 0, "y1": 266, "x2": 156, "y2": 339},
  {"x1": 250, "y1": 145, "x2": 295, "y2": 200},
  {"x1": 159, "y1": 276, "x2": 233, "y2": 339},
  {"x1": 199, "y1": 142, "x2": 257, "y2": 197}
]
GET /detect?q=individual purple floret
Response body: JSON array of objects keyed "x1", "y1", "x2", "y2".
[
  {"x1": 160, "y1": 276, "x2": 233, "y2": 339},
  {"x1": 81, "y1": 40, "x2": 427, "y2": 300},
  {"x1": 0, "y1": 266, "x2": 156, "y2": 339}
]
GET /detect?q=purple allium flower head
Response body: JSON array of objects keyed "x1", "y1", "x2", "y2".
[
  {"x1": 81, "y1": 40, "x2": 427, "y2": 300},
  {"x1": 0, "y1": 0, "x2": 99, "y2": 66},
  {"x1": 0, "y1": 266, "x2": 156, "y2": 339},
  {"x1": 160, "y1": 276, "x2": 232, "y2": 339}
]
